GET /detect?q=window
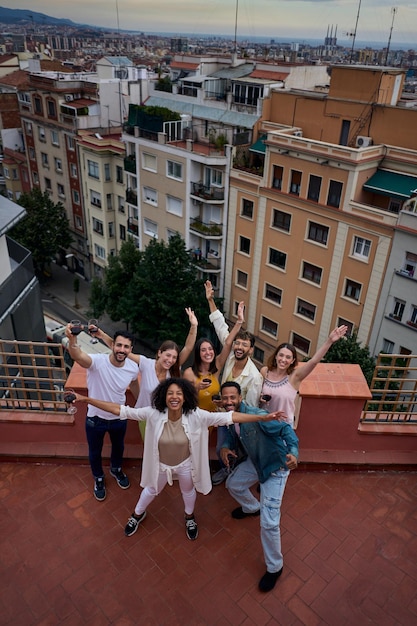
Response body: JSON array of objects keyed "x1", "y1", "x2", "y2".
[
  {"x1": 292, "y1": 333, "x2": 310, "y2": 354},
  {"x1": 353, "y1": 236, "x2": 371, "y2": 259},
  {"x1": 253, "y1": 347, "x2": 264, "y2": 363},
  {"x1": 106, "y1": 193, "x2": 113, "y2": 210},
  {"x1": 166, "y1": 195, "x2": 182, "y2": 217},
  {"x1": 25, "y1": 121, "x2": 32, "y2": 135},
  {"x1": 92, "y1": 217, "x2": 104, "y2": 235},
  {"x1": 337, "y1": 317, "x2": 354, "y2": 336},
  {"x1": 104, "y1": 163, "x2": 111, "y2": 181},
  {"x1": 401, "y1": 252, "x2": 417, "y2": 277},
  {"x1": 143, "y1": 187, "x2": 157, "y2": 205},
  {"x1": 308, "y1": 221, "x2": 329, "y2": 245},
  {"x1": 34, "y1": 96, "x2": 42, "y2": 115},
  {"x1": 67, "y1": 135, "x2": 75, "y2": 150},
  {"x1": 388, "y1": 199, "x2": 401, "y2": 214},
  {"x1": 108, "y1": 222, "x2": 114, "y2": 237},
  {"x1": 73, "y1": 189, "x2": 80, "y2": 204},
  {"x1": 3, "y1": 166, "x2": 9, "y2": 178},
  {"x1": 116, "y1": 165, "x2": 123, "y2": 183},
  {"x1": 117, "y1": 196, "x2": 125, "y2": 212},
  {"x1": 236, "y1": 270, "x2": 248, "y2": 288},
  {"x1": 308, "y1": 175, "x2": 321, "y2": 202},
  {"x1": 70, "y1": 163, "x2": 77, "y2": 178},
  {"x1": 94, "y1": 244, "x2": 106, "y2": 260},
  {"x1": 265, "y1": 283, "x2": 282, "y2": 305},
  {"x1": 296, "y1": 298, "x2": 316, "y2": 321},
  {"x1": 344, "y1": 279, "x2": 362, "y2": 301},
  {"x1": 44, "y1": 177, "x2": 52, "y2": 191},
  {"x1": 272, "y1": 209, "x2": 291, "y2": 232},
  {"x1": 90, "y1": 190, "x2": 102, "y2": 208},
  {"x1": 75, "y1": 215, "x2": 82, "y2": 230},
  {"x1": 289, "y1": 170, "x2": 302, "y2": 195},
  {"x1": 54, "y1": 157, "x2": 63, "y2": 172},
  {"x1": 143, "y1": 153, "x2": 157, "y2": 172},
  {"x1": 51, "y1": 130, "x2": 59, "y2": 145},
  {"x1": 327, "y1": 180, "x2": 343, "y2": 208},
  {"x1": 239, "y1": 236, "x2": 251, "y2": 255},
  {"x1": 41, "y1": 153, "x2": 49, "y2": 167},
  {"x1": 57, "y1": 183, "x2": 65, "y2": 197},
  {"x1": 241, "y1": 198, "x2": 254, "y2": 218},
  {"x1": 167, "y1": 160, "x2": 182, "y2": 180},
  {"x1": 205, "y1": 167, "x2": 223, "y2": 187},
  {"x1": 88, "y1": 160, "x2": 99, "y2": 179},
  {"x1": 391, "y1": 300, "x2": 405, "y2": 321},
  {"x1": 409, "y1": 306, "x2": 417, "y2": 325},
  {"x1": 233, "y1": 83, "x2": 263, "y2": 106},
  {"x1": 29, "y1": 147, "x2": 35, "y2": 160},
  {"x1": 120, "y1": 224, "x2": 126, "y2": 240},
  {"x1": 302, "y1": 262, "x2": 322, "y2": 285},
  {"x1": 272, "y1": 165, "x2": 283, "y2": 190},
  {"x1": 382, "y1": 339, "x2": 395, "y2": 354},
  {"x1": 38, "y1": 127, "x2": 46, "y2": 142},
  {"x1": 47, "y1": 100, "x2": 56, "y2": 118},
  {"x1": 11, "y1": 168, "x2": 18, "y2": 180},
  {"x1": 261, "y1": 316, "x2": 278, "y2": 337},
  {"x1": 33, "y1": 172, "x2": 39, "y2": 184},
  {"x1": 269, "y1": 248, "x2": 286, "y2": 270},
  {"x1": 144, "y1": 218, "x2": 158, "y2": 238}
]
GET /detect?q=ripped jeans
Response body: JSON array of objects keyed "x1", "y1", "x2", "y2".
[{"x1": 226, "y1": 456, "x2": 289, "y2": 573}]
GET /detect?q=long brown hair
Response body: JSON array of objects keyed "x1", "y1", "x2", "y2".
[
  {"x1": 157, "y1": 340, "x2": 180, "y2": 377},
  {"x1": 266, "y1": 343, "x2": 298, "y2": 375}
]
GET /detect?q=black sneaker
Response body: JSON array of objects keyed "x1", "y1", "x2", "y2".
[
  {"x1": 185, "y1": 516, "x2": 198, "y2": 540},
  {"x1": 94, "y1": 477, "x2": 106, "y2": 501},
  {"x1": 124, "y1": 511, "x2": 147, "y2": 537},
  {"x1": 110, "y1": 468, "x2": 130, "y2": 489}
]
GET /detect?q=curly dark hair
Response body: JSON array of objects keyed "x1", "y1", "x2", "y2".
[
  {"x1": 266, "y1": 343, "x2": 298, "y2": 374},
  {"x1": 151, "y1": 377, "x2": 198, "y2": 414},
  {"x1": 191, "y1": 337, "x2": 218, "y2": 377}
]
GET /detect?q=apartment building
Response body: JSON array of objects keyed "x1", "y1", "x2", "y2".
[{"x1": 224, "y1": 65, "x2": 417, "y2": 364}]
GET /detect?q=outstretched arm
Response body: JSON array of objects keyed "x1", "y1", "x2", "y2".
[
  {"x1": 75, "y1": 392, "x2": 121, "y2": 416},
  {"x1": 215, "y1": 301, "x2": 244, "y2": 371},
  {"x1": 64, "y1": 323, "x2": 92, "y2": 369},
  {"x1": 179, "y1": 308, "x2": 198, "y2": 366},
  {"x1": 292, "y1": 325, "x2": 348, "y2": 385}
]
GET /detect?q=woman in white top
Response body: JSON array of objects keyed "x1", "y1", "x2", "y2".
[{"x1": 75, "y1": 378, "x2": 279, "y2": 541}]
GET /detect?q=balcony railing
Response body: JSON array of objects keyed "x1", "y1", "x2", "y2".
[
  {"x1": 191, "y1": 182, "x2": 224, "y2": 201},
  {"x1": 124, "y1": 156, "x2": 137, "y2": 174},
  {"x1": 126, "y1": 188, "x2": 137, "y2": 205},
  {"x1": 190, "y1": 218, "x2": 223, "y2": 237},
  {"x1": 127, "y1": 218, "x2": 139, "y2": 236}
]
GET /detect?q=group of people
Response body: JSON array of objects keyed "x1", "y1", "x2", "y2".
[{"x1": 65, "y1": 281, "x2": 347, "y2": 593}]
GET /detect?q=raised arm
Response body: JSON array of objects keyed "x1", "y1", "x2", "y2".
[
  {"x1": 291, "y1": 325, "x2": 348, "y2": 385},
  {"x1": 75, "y1": 392, "x2": 121, "y2": 415},
  {"x1": 179, "y1": 308, "x2": 198, "y2": 366},
  {"x1": 215, "y1": 301, "x2": 245, "y2": 371},
  {"x1": 205, "y1": 280, "x2": 229, "y2": 345},
  {"x1": 64, "y1": 323, "x2": 92, "y2": 369}
]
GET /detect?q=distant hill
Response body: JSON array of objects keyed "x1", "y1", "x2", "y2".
[{"x1": 0, "y1": 6, "x2": 82, "y2": 27}]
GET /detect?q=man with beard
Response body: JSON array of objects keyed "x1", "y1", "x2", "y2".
[
  {"x1": 65, "y1": 324, "x2": 139, "y2": 501},
  {"x1": 219, "y1": 381, "x2": 298, "y2": 593},
  {"x1": 205, "y1": 280, "x2": 263, "y2": 485}
]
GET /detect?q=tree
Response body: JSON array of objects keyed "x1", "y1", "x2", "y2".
[
  {"x1": 87, "y1": 277, "x2": 107, "y2": 319},
  {"x1": 321, "y1": 329, "x2": 376, "y2": 385},
  {"x1": 9, "y1": 188, "x2": 72, "y2": 278},
  {"x1": 103, "y1": 237, "x2": 142, "y2": 326}
]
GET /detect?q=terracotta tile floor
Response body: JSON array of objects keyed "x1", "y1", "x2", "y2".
[{"x1": 1, "y1": 462, "x2": 416, "y2": 625}]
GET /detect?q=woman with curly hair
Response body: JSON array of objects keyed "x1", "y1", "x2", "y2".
[{"x1": 75, "y1": 377, "x2": 281, "y2": 541}]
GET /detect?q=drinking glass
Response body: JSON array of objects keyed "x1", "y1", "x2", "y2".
[
  {"x1": 88, "y1": 319, "x2": 99, "y2": 336},
  {"x1": 63, "y1": 388, "x2": 77, "y2": 414},
  {"x1": 70, "y1": 320, "x2": 83, "y2": 335}
]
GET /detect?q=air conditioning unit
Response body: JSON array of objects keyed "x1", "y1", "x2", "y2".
[
  {"x1": 65, "y1": 94, "x2": 74, "y2": 102},
  {"x1": 293, "y1": 130, "x2": 303, "y2": 137},
  {"x1": 356, "y1": 135, "x2": 373, "y2": 148}
]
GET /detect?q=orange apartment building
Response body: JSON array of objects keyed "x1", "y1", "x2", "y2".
[{"x1": 225, "y1": 65, "x2": 417, "y2": 365}]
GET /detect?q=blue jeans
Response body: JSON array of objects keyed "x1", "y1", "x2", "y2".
[
  {"x1": 226, "y1": 457, "x2": 289, "y2": 573},
  {"x1": 85, "y1": 415, "x2": 127, "y2": 478},
  {"x1": 215, "y1": 425, "x2": 228, "y2": 466}
]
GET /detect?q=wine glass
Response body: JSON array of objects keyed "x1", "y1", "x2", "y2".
[
  {"x1": 88, "y1": 319, "x2": 99, "y2": 343},
  {"x1": 70, "y1": 320, "x2": 83, "y2": 335},
  {"x1": 63, "y1": 388, "x2": 77, "y2": 414}
]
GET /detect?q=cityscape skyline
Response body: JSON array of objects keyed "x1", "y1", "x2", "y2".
[{"x1": 1, "y1": 0, "x2": 416, "y2": 49}]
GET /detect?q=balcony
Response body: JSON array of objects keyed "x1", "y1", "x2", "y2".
[
  {"x1": 126, "y1": 188, "x2": 137, "y2": 205},
  {"x1": 127, "y1": 218, "x2": 139, "y2": 236},
  {"x1": 189, "y1": 218, "x2": 223, "y2": 238},
  {"x1": 124, "y1": 155, "x2": 137, "y2": 174},
  {"x1": 191, "y1": 182, "x2": 224, "y2": 202}
]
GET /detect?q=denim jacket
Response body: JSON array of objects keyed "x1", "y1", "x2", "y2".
[{"x1": 221, "y1": 401, "x2": 299, "y2": 483}]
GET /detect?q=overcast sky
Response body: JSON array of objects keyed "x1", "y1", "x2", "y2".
[{"x1": 3, "y1": 1, "x2": 417, "y2": 46}]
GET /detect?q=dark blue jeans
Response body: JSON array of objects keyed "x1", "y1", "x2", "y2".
[{"x1": 85, "y1": 415, "x2": 127, "y2": 478}]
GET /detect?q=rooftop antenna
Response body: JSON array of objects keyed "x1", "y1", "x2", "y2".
[
  {"x1": 349, "y1": 0, "x2": 362, "y2": 63},
  {"x1": 385, "y1": 7, "x2": 397, "y2": 66}
]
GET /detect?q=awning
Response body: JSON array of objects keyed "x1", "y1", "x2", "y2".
[
  {"x1": 363, "y1": 169, "x2": 417, "y2": 199},
  {"x1": 249, "y1": 134, "x2": 267, "y2": 155}
]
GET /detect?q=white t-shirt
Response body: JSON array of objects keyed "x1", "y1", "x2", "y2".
[
  {"x1": 134, "y1": 355, "x2": 170, "y2": 408},
  {"x1": 86, "y1": 353, "x2": 139, "y2": 421}
]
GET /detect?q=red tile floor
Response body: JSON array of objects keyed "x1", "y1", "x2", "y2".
[{"x1": 0, "y1": 462, "x2": 416, "y2": 625}]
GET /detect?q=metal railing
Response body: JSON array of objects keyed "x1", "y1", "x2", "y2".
[
  {"x1": 0, "y1": 339, "x2": 67, "y2": 413},
  {"x1": 361, "y1": 353, "x2": 417, "y2": 424}
]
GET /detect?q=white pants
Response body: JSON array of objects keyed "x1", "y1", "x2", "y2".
[{"x1": 135, "y1": 457, "x2": 197, "y2": 516}]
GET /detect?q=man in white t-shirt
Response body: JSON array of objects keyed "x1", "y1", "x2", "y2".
[
  {"x1": 205, "y1": 281, "x2": 263, "y2": 485},
  {"x1": 66, "y1": 324, "x2": 139, "y2": 501}
]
